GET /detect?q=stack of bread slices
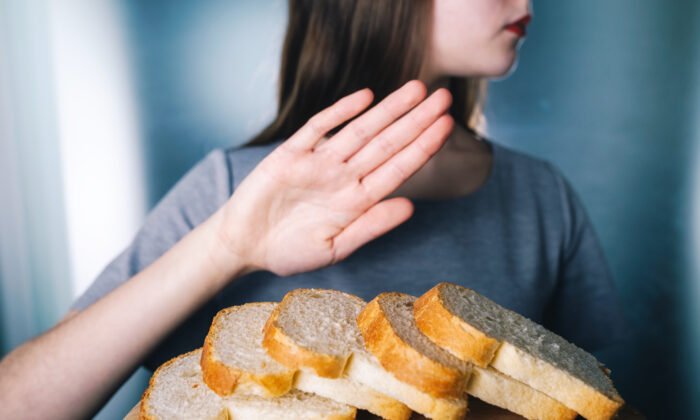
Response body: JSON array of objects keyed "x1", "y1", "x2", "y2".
[{"x1": 138, "y1": 283, "x2": 625, "y2": 420}]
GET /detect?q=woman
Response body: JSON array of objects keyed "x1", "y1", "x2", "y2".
[{"x1": 0, "y1": 0, "x2": 630, "y2": 419}]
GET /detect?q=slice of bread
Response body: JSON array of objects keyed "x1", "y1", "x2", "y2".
[
  {"x1": 354, "y1": 292, "x2": 470, "y2": 419},
  {"x1": 293, "y1": 369, "x2": 410, "y2": 420},
  {"x1": 202, "y1": 298, "x2": 408, "y2": 419},
  {"x1": 260, "y1": 289, "x2": 411, "y2": 420},
  {"x1": 468, "y1": 366, "x2": 577, "y2": 420},
  {"x1": 414, "y1": 282, "x2": 625, "y2": 420},
  {"x1": 141, "y1": 349, "x2": 230, "y2": 420},
  {"x1": 262, "y1": 289, "x2": 368, "y2": 378},
  {"x1": 141, "y1": 349, "x2": 356, "y2": 420},
  {"x1": 223, "y1": 386, "x2": 356, "y2": 420},
  {"x1": 201, "y1": 302, "x2": 295, "y2": 397},
  {"x1": 360, "y1": 293, "x2": 576, "y2": 420},
  {"x1": 357, "y1": 292, "x2": 473, "y2": 399},
  {"x1": 344, "y1": 351, "x2": 468, "y2": 420}
]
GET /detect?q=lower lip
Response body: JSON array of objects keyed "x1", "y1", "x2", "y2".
[{"x1": 506, "y1": 24, "x2": 526, "y2": 37}]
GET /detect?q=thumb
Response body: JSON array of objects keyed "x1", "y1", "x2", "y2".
[{"x1": 331, "y1": 197, "x2": 414, "y2": 263}]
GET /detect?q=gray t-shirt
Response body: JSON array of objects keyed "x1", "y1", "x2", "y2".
[{"x1": 71, "y1": 138, "x2": 629, "y2": 371}]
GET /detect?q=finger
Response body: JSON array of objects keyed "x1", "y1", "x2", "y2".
[
  {"x1": 315, "y1": 80, "x2": 427, "y2": 160},
  {"x1": 285, "y1": 88, "x2": 374, "y2": 151},
  {"x1": 360, "y1": 114, "x2": 454, "y2": 203},
  {"x1": 331, "y1": 197, "x2": 414, "y2": 263},
  {"x1": 348, "y1": 88, "x2": 452, "y2": 177}
]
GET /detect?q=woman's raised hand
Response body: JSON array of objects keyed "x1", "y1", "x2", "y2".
[{"x1": 217, "y1": 80, "x2": 453, "y2": 276}]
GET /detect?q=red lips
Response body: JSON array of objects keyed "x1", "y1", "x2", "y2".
[{"x1": 506, "y1": 14, "x2": 532, "y2": 37}]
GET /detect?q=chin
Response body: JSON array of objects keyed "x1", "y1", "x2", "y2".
[
  {"x1": 440, "y1": 48, "x2": 521, "y2": 80},
  {"x1": 479, "y1": 51, "x2": 520, "y2": 80},
  {"x1": 448, "y1": 51, "x2": 521, "y2": 80}
]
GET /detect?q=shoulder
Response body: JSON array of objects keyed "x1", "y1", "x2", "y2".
[
  {"x1": 157, "y1": 139, "x2": 284, "y2": 218},
  {"x1": 150, "y1": 149, "x2": 233, "y2": 225},
  {"x1": 489, "y1": 140, "x2": 575, "y2": 218},
  {"x1": 134, "y1": 147, "x2": 238, "y2": 243},
  {"x1": 489, "y1": 140, "x2": 586, "y2": 242},
  {"x1": 491, "y1": 141, "x2": 565, "y2": 192}
]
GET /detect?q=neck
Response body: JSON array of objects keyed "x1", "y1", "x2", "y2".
[{"x1": 418, "y1": 75, "x2": 477, "y2": 150}]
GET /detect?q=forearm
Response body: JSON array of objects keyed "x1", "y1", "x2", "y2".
[
  {"x1": 0, "y1": 80, "x2": 453, "y2": 419},
  {"x1": 0, "y1": 208, "x2": 248, "y2": 420}
]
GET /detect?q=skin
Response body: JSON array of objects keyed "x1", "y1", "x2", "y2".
[
  {"x1": 0, "y1": 0, "x2": 645, "y2": 418},
  {"x1": 396, "y1": 0, "x2": 531, "y2": 201},
  {"x1": 424, "y1": 0, "x2": 530, "y2": 80}
]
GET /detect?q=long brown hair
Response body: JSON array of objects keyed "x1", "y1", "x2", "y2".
[{"x1": 246, "y1": 0, "x2": 487, "y2": 146}]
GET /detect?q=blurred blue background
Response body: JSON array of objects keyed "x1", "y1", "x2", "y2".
[{"x1": 1, "y1": 0, "x2": 698, "y2": 419}]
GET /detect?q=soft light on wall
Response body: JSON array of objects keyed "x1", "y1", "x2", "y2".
[
  {"x1": 48, "y1": 0, "x2": 147, "y2": 297},
  {"x1": 0, "y1": 0, "x2": 72, "y2": 351},
  {"x1": 689, "y1": 36, "x2": 700, "y2": 418}
]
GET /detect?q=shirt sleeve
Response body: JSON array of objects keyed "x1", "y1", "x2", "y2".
[
  {"x1": 542, "y1": 163, "x2": 631, "y2": 353},
  {"x1": 69, "y1": 148, "x2": 233, "y2": 369}
]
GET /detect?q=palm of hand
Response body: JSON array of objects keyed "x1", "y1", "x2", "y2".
[
  {"x1": 222, "y1": 144, "x2": 393, "y2": 275},
  {"x1": 215, "y1": 81, "x2": 454, "y2": 277}
]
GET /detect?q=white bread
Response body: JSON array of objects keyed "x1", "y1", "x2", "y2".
[
  {"x1": 468, "y1": 366, "x2": 577, "y2": 420},
  {"x1": 203, "y1": 300, "x2": 408, "y2": 419},
  {"x1": 262, "y1": 289, "x2": 367, "y2": 378},
  {"x1": 360, "y1": 292, "x2": 576, "y2": 420},
  {"x1": 344, "y1": 351, "x2": 467, "y2": 420},
  {"x1": 306, "y1": 290, "x2": 466, "y2": 420},
  {"x1": 141, "y1": 349, "x2": 229, "y2": 420},
  {"x1": 357, "y1": 292, "x2": 472, "y2": 398},
  {"x1": 201, "y1": 302, "x2": 295, "y2": 397},
  {"x1": 414, "y1": 282, "x2": 624, "y2": 420},
  {"x1": 140, "y1": 349, "x2": 355, "y2": 420},
  {"x1": 261, "y1": 289, "x2": 422, "y2": 420}
]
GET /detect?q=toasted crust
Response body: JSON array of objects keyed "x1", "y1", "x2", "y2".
[
  {"x1": 140, "y1": 349, "x2": 230, "y2": 420},
  {"x1": 200, "y1": 339, "x2": 242, "y2": 396},
  {"x1": 346, "y1": 353, "x2": 468, "y2": 420},
  {"x1": 325, "y1": 414, "x2": 355, "y2": 420},
  {"x1": 414, "y1": 285, "x2": 501, "y2": 367},
  {"x1": 366, "y1": 394, "x2": 413, "y2": 420},
  {"x1": 201, "y1": 304, "x2": 295, "y2": 396},
  {"x1": 142, "y1": 349, "x2": 356, "y2": 420},
  {"x1": 262, "y1": 301, "x2": 348, "y2": 378},
  {"x1": 418, "y1": 283, "x2": 625, "y2": 420},
  {"x1": 260, "y1": 290, "x2": 413, "y2": 419},
  {"x1": 493, "y1": 343, "x2": 624, "y2": 420},
  {"x1": 357, "y1": 294, "x2": 470, "y2": 399},
  {"x1": 320, "y1": 412, "x2": 356, "y2": 420}
]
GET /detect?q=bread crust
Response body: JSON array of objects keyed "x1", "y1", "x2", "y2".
[
  {"x1": 259, "y1": 289, "x2": 414, "y2": 419},
  {"x1": 414, "y1": 284, "x2": 501, "y2": 367},
  {"x1": 417, "y1": 283, "x2": 625, "y2": 420},
  {"x1": 493, "y1": 343, "x2": 624, "y2": 420},
  {"x1": 262, "y1": 300, "x2": 349, "y2": 378},
  {"x1": 140, "y1": 349, "x2": 230, "y2": 420},
  {"x1": 323, "y1": 412, "x2": 357, "y2": 420},
  {"x1": 357, "y1": 293, "x2": 471, "y2": 399},
  {"x1": 201, "y1": 304, "x2": 295, "y2": 396},
  {"x1": 142, "y1": 348, "x2": 355, "y2": 420},
  {"x1": 346, "y1": 353, "x2": 468, "y2": 420},
  {"x1": 468, "y1": 366, "x2": 578, "y2": 420}
]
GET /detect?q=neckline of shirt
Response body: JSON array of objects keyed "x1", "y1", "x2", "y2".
[
  {"x1": 232, "y1": 136, "x2": 500, "y2": 204},
  {"x1": 411, "y1": 137, "x2": 499, "y2": 205}
]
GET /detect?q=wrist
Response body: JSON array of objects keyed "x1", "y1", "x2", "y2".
[{"x1": 199, "y1": 208, "x2": 258, "y2": 290}]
